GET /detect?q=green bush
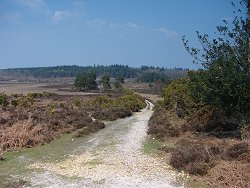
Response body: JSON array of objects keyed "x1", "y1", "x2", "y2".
[
  {"x1": 72, "y1": 97, "x2": 82, "y2": 107},
  {"x1": 114, "y1": 94, "x2": 146, "y2": 112},
  {"x1": 162, "y1": 78, "x2": 195, "y2": 117},
  {"x1": 92, "y1": 96, "x2": 113, "y2": 108},
  {"x1": 17, "y1": 95, "x2": 34, "y2": 108},
  {"x1": 89, "y1": 93, "x2": 146, "y2": 121},
  {"x1": 0, "y1": 93, "x2": 9, "y2": 108},
  {"x1": 11, "y1": 99, "x2": 18, "y2": 107}
]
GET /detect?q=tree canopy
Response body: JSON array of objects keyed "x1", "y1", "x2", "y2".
[{"x1": 74, "y1": 71, "x2": 97, "y2": 91}]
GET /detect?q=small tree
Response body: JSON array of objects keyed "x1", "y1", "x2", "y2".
[
  {"x1": 85, "y1": 71, "x2": 97, "y2": 90},
  {"x1": 75, "y1": 73, "x2": 85, "y2": 91},
  {"x1": 74, "y1": 71, "x2": 97, "y2": 91},
  {"x1": 101, "y1": 75, "x2": 111, "y2": 90}
]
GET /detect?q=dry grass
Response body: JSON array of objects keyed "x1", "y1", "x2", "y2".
[
  {"x1": 148, "y1": 106, "x2": 250, "y2": 185},
  {"x1": 170, "y1": 139, "x2": 212, "y2": 176},
  {"x1": 168, "y1": 136, "x2": 250, "y2": 186},
  {"x1": 206, "y1": 161, "x2": 250, "y2": 187}
]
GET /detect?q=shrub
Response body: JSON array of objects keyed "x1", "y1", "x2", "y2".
[
  {"x1": 207, "y1": 161, "x2": 250, "y2": 188},
  {"x1": 147, "y1": 108, "x2": 181, "y2": 139},
  {"x1": 92, "y1": 96, "x2": 113, "y2": 108},
  {"x1": 11, "y1": 99, "x2": 18, "y2": 107},
  {"x1": 92, "y1": 107, "x2": 132, "y2": 121},
  {"x1": 72, "y1": 97, "x2": 82, "y2": 107},
  {"x1": 17, "y1": 95, "x2": 34, "y2": 108},
  {"x1": 226, "y1": 142, "x2": 249, "y2": 159},
  {"x1": 114, "y1": 93, "x2": 146, "y2": 112},
  {"x1": 28, "y1": 93, "x2": 42, "y2": 98},
  {"x1": 89, "y1": 93, "x2": 145, "y2": 120},
  {"x1": 170, "y1": 139, "x2": 211, "y2": 175},
  {"x1": 0, "y1": 93, "x2": 9, "y2": 108},
  {"x1": 162, "y1": 78, "x2": 195, "y2": 117}
]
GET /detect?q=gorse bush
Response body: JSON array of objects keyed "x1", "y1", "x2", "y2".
[
  {"x1": 89, "y1": 93, "x2": 146, "y2": 121},
  {"x1": 0, "y1": 93, "x2": 9, "y2": 108},
  {"x1": 17, "y1": 95, "x2": 34, "y2": 108},
  {"x1": 114, "y1": 94, "x2": 146, "y2": 112},
  {"x1": 91, "y1": 93, "x2": 145, "y2": 112},
  {"x1": 92, "y1": 96, "x2": 113, "y2": 108},
  {"x1": 162, "y1": 78, "x2": 195, "y2": 117}
]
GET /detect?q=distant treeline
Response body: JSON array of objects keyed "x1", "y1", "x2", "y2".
[{"x1": 0, "y1": 64, "x2": 188, "y2": 80}]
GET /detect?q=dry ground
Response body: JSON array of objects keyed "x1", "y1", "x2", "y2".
[{"x1": 0, "y1": 81, "x2": 96, "y2": 96}]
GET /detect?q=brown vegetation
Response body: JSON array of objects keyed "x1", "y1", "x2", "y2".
[
  {"x1": 147, "y1": 108, "x2": 181, "y2": 139},
  {"x1": 206, "y1": 161, "x2": 250, "y2": 187},
  {"x1": 91, "y1": 107, "x2": 132, "y2": 121},
  {"x1": 0, "y1": 94, "x2": 106, "y2": 153},
  {"x1": 147, "y1": 79, "x2": 250, "y2": 186},
  {"x1": 6, "y1": 179, "x2": 28, "y2": 188},
  {"x1": 0, "y1": 91, "x2": 146, "y2": 156},
  {"x1": 148, "y1": 107, "x2": 250, "y2": 185}
]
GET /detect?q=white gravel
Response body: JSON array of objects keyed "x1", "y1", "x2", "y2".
[{"x1": 29, "y1": 101, "x2": 186, "y2": 188}]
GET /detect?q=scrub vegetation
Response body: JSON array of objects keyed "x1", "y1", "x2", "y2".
[
  {"x1": 0, "y1": 91, "x2": 145, "y2": 155},
  {"x1": 148, "y1": 1, "x2": 250, "y2": 187}
]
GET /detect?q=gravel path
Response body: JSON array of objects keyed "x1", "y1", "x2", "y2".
[{"x1": 28, "y1": 101, "x2": 185, "y2": 187}]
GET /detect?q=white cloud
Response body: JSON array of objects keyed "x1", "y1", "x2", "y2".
[
  {"x1": 86, "y1": 19, "x2": 177, "y2": 39},
  {"x1": 110, "y1": 22, "x2": 141, "y2": 29},
  {"x1": 125, "y1": 23, "x2": 140, "y2": 28},
  {"x1": 87, "y1": 19, "x2": 107, "y2": 28},
  {"x1": 86, "y1": 19, "x2": 142, "y2": 30},
  {"x1": 51, "y1": 10, "x2": 71, "y2": 22},
  {"x1": 13, "y1": 0, "x2": 46, "y2": 9},
  {"x1": 1, "y1": 12, "x2": 22, "y2": 23},
  {"x1": 155, "y1": 27, "x2": 178, "y2": 38}
]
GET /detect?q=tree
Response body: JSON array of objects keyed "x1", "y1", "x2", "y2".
[
  {"x1": 86, "y1": 71, "x2": 97, "y2": 90},
  {"x1": 75, "y1": 73, "x2": 85, "y2": 91},
  {"x1": 139, "y1": 72, "x2": 170, "y2": 83},
  {"x1": 74, "y1": 71, "x2": 97, "y2": 91},
  {"x1": 101, "y1": 75, "x2": 111, "y2": 90},
  {"x1": 183, "y1": 0, "x2": 250, "y2": 121}
]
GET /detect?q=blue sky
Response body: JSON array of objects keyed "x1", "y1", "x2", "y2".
[{"x1": 0, "y1": 0, "x2": 238, "y2": 69}]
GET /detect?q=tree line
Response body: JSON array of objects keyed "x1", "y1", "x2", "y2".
[{"x1": 0, "y1": 64, "x2": 187, "y2": 80}]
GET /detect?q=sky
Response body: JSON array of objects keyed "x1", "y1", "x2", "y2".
[{"x1": 0, "y1": 0, "x2": 239, "y2": 69}]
